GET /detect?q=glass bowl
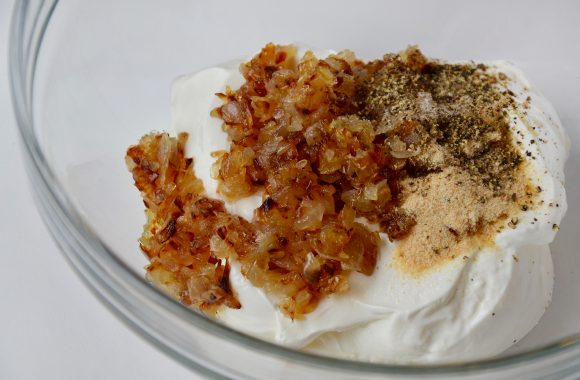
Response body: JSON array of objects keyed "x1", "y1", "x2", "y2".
[{"x1": 10, "y1": 0, "x2": 580, "y2": 378}]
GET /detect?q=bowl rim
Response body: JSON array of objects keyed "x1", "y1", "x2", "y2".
[{"x1": 9, "y1": 0, "x2": 580, "y2": 376}]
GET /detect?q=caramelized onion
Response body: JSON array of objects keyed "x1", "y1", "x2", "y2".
[{"x1": 127, "y1": 44, "x2": 425, "y2": 318}]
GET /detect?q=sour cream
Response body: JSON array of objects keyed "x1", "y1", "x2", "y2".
[{"x1": 170, "y1": 48, "x2": 568, "y2": 364}]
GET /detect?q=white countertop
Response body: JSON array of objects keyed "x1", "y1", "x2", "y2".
[{"x1": 0, "y1": 1, "x2": 198, "y2": 379}]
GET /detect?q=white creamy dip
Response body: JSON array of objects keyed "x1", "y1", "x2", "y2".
[{"x1": 170, "y1": 48, "x2": 568, "y2": 363}]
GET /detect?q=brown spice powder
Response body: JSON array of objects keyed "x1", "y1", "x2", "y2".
[{"x1": 395, "y1": 166, "x2": 533, "y2": 273}]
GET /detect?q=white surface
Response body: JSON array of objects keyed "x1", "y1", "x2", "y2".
[{"x1": 0, "y1": 1, "x2": 198, "y2": 379}]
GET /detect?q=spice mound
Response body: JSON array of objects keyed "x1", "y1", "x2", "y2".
[{"x1": 126, "y1": 44, "x2": 535, "y2": 318}]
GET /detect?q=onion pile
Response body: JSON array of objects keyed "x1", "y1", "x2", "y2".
[{"x1": 127, "y1": 44, "x2": 422, "y2": 318}]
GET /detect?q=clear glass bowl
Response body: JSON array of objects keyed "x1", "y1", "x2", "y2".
[{"x1": 10, "y1": 1, "x2": 580, "y2": 378}]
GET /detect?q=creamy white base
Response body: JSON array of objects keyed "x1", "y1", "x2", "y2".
[{"x1": 170, "y1": 48, "x2": 568, "y2": 364}]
